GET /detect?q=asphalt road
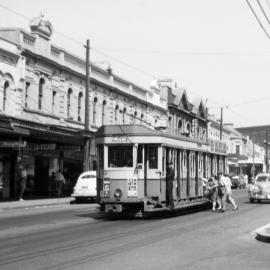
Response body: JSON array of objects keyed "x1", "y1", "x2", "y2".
[{"x1": 0, "y1": 189, "x2": 269, "y2": 270}]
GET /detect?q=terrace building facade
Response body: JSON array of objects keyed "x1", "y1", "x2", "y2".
[{"x1": 0, "y1": 16, "x2": 167, "y2": 200}]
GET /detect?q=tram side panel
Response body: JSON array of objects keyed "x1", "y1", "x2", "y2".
[{"x1": 180, "y1": 150, "x2": 188, "y2": 199}]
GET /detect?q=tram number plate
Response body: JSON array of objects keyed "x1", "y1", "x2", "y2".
[{"x1": 105, "y1": 204, "x2": 122, "y2": 213}]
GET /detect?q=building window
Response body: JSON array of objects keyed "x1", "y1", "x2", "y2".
[
  {"x1": 52, "y1": 90, "x2": 56, "y2": 114},
  {"x1": 25, "y1": 82, "x2": 30, "y2": 108},
  {"x1": 178, "y1": 119, "x2": 182, "y2": 135},
  {"x1": 3, "y1": 81, "x2": 9, "y2": 111},
  {"x1": 141, "y1": 113, "x2": 144, "y2": 124},
  {"x1": 102, "y1": 100, "x2": 106, "y2": 125},
  {"x1": 134, "y1": 111, "x2": 137, "y2": 124},
  {"x1": 93, "y1": 97, "x2": 98, "y2": 125},
  {"x1": 115, "y1": 105, "x2": 119, "y2": 124},
  {"x1": 236, "y1": 145, "x2": 240, "y2": 155},
  {"x1": 78, "y1": 92, "x2": 83, "y2": 122},
  {"x1": 169, "y1": 116, "x2": 172, "y2": 133},
  {"x1": 38, "y1": 78, "x2": 45, "y2": 110},
  {"x1": 122, "y1": 107, "x2": 126, "y2": 124},
  {"x1": 67, "y1": 88, "x2": 72, "y2": 117}
]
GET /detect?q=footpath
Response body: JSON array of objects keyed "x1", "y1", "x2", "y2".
[
  {"x1": 0, "y1": 197, "x2": 74, "y2": 212},
  {"x1": 255, "y1": 223, "x2": 270, "y2": 243}
]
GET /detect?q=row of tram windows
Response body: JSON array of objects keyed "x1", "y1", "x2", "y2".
[
  {"x1": 98, "y1": 144, "x2": 224, "y2": 177},
  {"x1": 107, "y1": 145, "x2": 158, "y2": 169}
]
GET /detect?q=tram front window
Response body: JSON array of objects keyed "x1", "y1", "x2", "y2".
[{"x1": 108, "y1": 145, "x2": 133, "y2": 168}]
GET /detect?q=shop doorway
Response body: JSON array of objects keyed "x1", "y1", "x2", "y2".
[{"x1": 35, "y1": 157, "x2": 49, "y2": 196}]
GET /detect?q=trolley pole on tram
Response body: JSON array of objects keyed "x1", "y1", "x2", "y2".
[{"x1": 84, "y1": 39, "x2": 90, "y2": 171}]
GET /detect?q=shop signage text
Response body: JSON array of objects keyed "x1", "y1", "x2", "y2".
[{"x1": 0, "y1": 141, "x2": 27, "y2": 148}]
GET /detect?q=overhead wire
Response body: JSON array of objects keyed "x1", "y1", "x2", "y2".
[{"x1": 245, "y1": 0, "x2": 270, "y2": 39}]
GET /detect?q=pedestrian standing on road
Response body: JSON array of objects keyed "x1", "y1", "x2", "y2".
[
  {"x1": 224, "y1": 173, "x2": 238, "y2": 211},
  {"x1": 17, "y1": 163, "x2": 27, "y2": 201},
  {"x1": 217, "y1": 171, "x2": 227, "y2": 212},
  {"x1": 204, "y1": 177, "x2": 219, "y2": 211},
  {"x1": 166, "y1": 161, "x2": 175, "y2": 209},
  {"x1": 56, "y1": 170, "x2": 65, "y2": 198}
]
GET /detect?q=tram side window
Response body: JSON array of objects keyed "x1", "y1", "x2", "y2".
[
  {"x1": 137, "y1": 144, "x2": 143, "y2": 168},
  {"x1": 108, "y1": 145, "x2": 133, "y2": 168},
  {"x1": 148, "y1": 145, "x2": 158, "y2": 169}
]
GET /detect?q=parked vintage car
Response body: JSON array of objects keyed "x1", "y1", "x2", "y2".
[
  {"x1": 248, "y1": 173, "x2": 270, "y2": 203},
  {"x1": 231, "y1": 174, "x2": 247, "y2": 189},
  {"x1": 71, "y1": 171, "x2": 97, "y2": 203}
]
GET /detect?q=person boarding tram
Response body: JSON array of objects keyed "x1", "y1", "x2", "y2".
[{"x1": 166, "y1": 161, "x2": 175, "y2": 209}]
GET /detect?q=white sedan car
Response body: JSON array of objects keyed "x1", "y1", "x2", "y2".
[
  {"x1": 71, "y1": 171, "x2": 97, "y2": 203},
  {"x1": 248, "y1": 173, "x2": 270, "y2": 203}
]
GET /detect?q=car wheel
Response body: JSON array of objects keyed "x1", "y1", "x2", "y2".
[{"x1": 249, "y1": 198, "x2": 254, "y2": 203}]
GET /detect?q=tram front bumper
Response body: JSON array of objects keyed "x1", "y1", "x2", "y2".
[{"x1": 105, "y1": 204, "x2": 123, "y2": 213}]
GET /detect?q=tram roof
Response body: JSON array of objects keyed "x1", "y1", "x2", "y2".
[{"x1": 95, "y1": 125, "x2": 208, "y2": 145}]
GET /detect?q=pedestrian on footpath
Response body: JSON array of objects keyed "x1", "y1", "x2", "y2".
[
  {"x1": 17, "y1": 161, "x2": 27, "y2": 201},
  {"x1": 224, "y1": 173, "x2": 238, "y2": 211},
  {"x1": 166, "y1": 161, "x2": 175, "y2": 209},
  {"x1": 49, "y1": 171, "x2": 56, "y2": 197},
  {"x1": 56, "y1": 170, "x2": 65, "y2": 198},
  {"x1": 217, "y1": 171, "x2": 227, "y2": 212}
]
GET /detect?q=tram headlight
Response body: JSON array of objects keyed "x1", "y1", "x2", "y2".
[{"x1": 114, "y1": 189, "x2": 122, "y2": 200}]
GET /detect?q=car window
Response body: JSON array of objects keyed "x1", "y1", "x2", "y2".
[
  {"x1": 256, "y1": 176, "x2": 268, "y2": 182},
  {"x1": 81, "y1": 175, "x2": 96, "y2": 179}
]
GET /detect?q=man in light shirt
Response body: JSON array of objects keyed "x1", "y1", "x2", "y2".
[{"x1": 223, "y1": 173, "x2": 238, "y2": 211}]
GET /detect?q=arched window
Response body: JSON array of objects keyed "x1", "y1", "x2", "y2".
[
  {"x1": 169, "y1": 116, "x2": 172, "y2": 133},
  {"x1": 78, "y1": 92, "x2": 83, "y2": 122},
  {"x1": 38, "y1": 78, "x2": 45, "y2": 110},
  {"x1": 115, "y1": 105, "x2": 119, "y2": 124},
  {"x1": 178, "y1": 119, "x2": 182, "y2": 135},
  {"x1": 93, "y1": 97, "x2": 98, "y2": 125},
  {"x1": 102, "y1": 100, "x2": 106, "y2": 125},
  {"x1": 3, "y1": 81, "x2": 9, "y2": 111},
  {"x1": 122, "y1": 107, "x2": 126, "y2": 124},
  {"x1": 67, "y1": 88, "x2": 72, "y2": 117},
  {"x1": 134, "y1": 111, "x2": 137, "y2": 124},
  {"x1": 186, "y1": 122, "x2": 191, "y2": 137}
]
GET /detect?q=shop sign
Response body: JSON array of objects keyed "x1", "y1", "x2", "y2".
[
  {"x1": 0, "y1": 141, "x2": 27, "y2": 148},
  {"x1": 26, "y1": 143, "x2": 56, "y2": 151},
  {"x1": 209, "y1": 139, "x2": 227, "y2": 155},
  {"x1": 128, "y1": 177, "x2": 137, "y2": 197},
  {"x1": 58, "y1": 145, "x2": 81, "y2": 151},
  {"x1": 111, "y1": 136, "x2": 128, "y2": 143}
]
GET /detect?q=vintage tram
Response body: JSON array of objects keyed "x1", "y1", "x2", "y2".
[{"x1": 95, "y1": 124, "x2": 226, "y2": 216}]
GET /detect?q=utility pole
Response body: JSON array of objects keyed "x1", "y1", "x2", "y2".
[
  {"x1": 219, "y1": 107, "x2": 223, "y2": 140},
  {"x1": 252, "y1": 134, "x2": 255, "y2": 179},
  {"x1": 83, "y1": 39, "x2": 90, "y2": 171},
  {"x1": 265, "y1": 130, "x2": 269, "y2": 173}
]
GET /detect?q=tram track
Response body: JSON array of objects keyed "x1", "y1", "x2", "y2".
[{"x1": 0, "y1": 206, "x2": 244, "y2": 269}]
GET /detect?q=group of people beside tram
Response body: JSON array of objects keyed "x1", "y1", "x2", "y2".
[{"x1": 203, "y1": 171, "x2": 238, "y2": 212}]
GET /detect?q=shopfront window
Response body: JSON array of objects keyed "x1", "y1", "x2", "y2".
[
  {"x1": 148, "y1": 145, "x2": 158, "y2": 169},
  {"x1": 108, "y1": 145, "x2": 133, "y2": 168}
]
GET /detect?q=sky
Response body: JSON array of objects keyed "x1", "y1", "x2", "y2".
[{"x1": 1, "y1": 0, "x2": 270, "y2": 127}]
